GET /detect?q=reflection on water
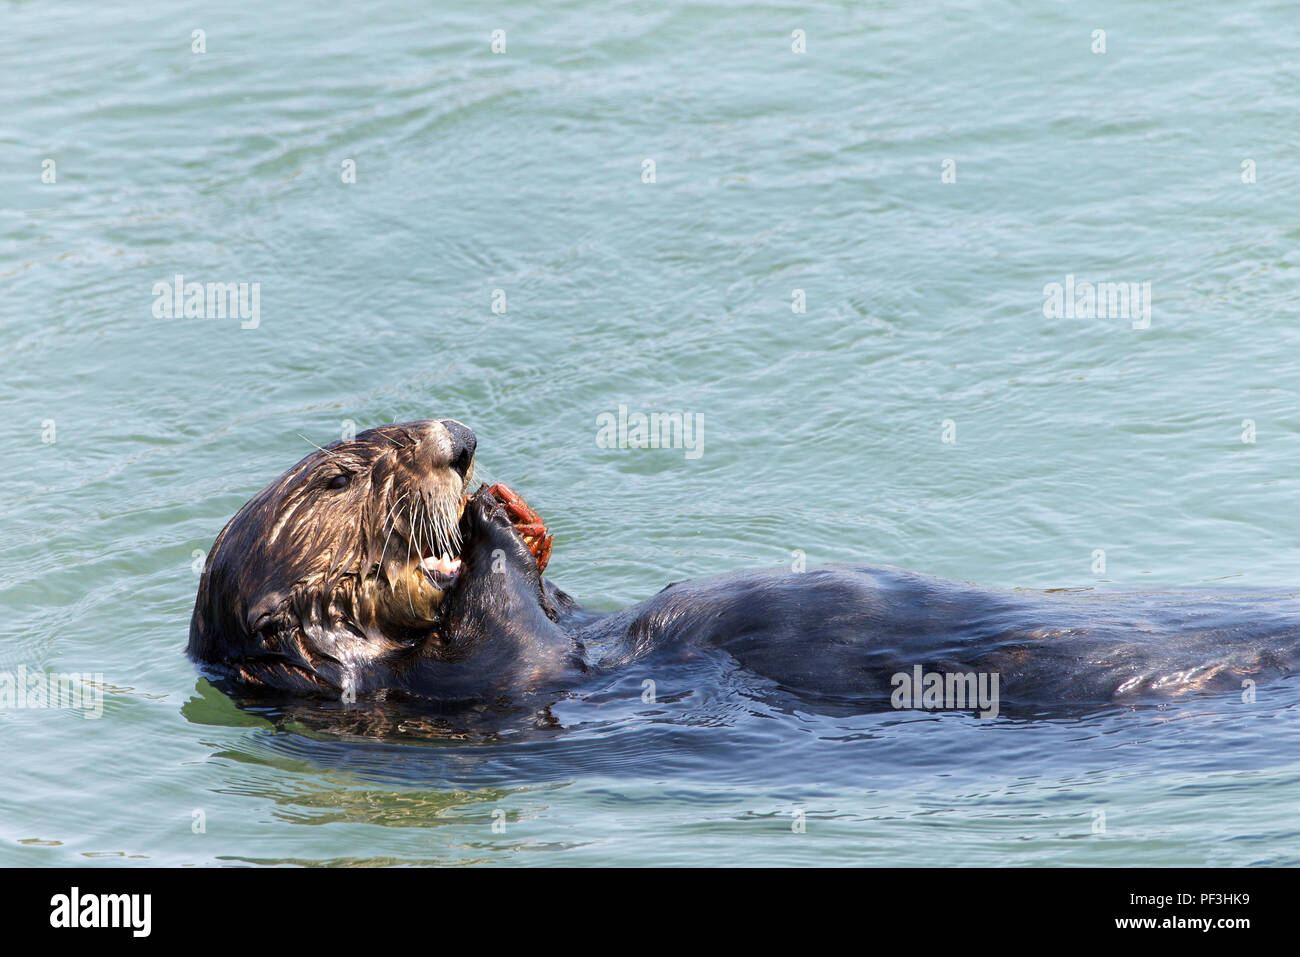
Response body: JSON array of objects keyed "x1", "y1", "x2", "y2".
[
  {"x1": 172, "y1": 668, "x2": 1300, "y2": 866},
  {"x1": 185, "y1": 662, "x2": 1300, "y2": 783}
]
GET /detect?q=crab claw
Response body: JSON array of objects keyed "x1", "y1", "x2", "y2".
[
  {"x1": 535, "y1": 534, "x2": 553, "y2": 575},
  {"x1": 485, "y1": 483, "x2": 554, "y2": 575}
]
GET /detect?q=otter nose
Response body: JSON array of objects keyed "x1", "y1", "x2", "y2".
[{"x1": 441, "y1": 419, "x2": 476, "y2": 478}]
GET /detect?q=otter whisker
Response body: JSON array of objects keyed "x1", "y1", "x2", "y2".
[
  {"x1": 419, "y1": 490, "x2": 433, "y2": 557},
  {"x1": 426, "y1": 490, "x2": 445, "y2": 556},
  {"x1": 374, "y1": 491, "x2": 411, "y2": 588},
  {"x1": 378, "y1": 426, "x2": 415, "y2": 451},
  {"x1": 428, "y1": 488, "x2": 444, "y2": 556},
  {"x1": 382, "y1": 491, "x2": 410, "y2": 541},
  {"x1": 443, "y1": 500, "x2": 460, "y2": 556},
  {"x1": 296, "y1": 433, "x2": 338, "y2": 458},
  {"x1": 469, "y1": 462, "x2": 500, "y2": 490},
  {"x1": 439, "y1": 495, "x2": 457, "y2": 555},
  {"x1": 404, "y1": 504, "x2": 417, "y2": 616},
  {"x1": 415, "y1": 497, "x2": 428, "y2": 558}
]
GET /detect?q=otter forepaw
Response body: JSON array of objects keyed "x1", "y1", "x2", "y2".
[{"x1": 484, "y1": 483, "x2": 554, "y2": 575}]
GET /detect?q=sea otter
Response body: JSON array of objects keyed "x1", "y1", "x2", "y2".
[{"x1": 189, "y1": 419, "x2": 1299, "y2": 713}]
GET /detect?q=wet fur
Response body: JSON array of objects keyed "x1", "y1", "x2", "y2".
[
  {"x1": 189, "y1": 421, "x2": 474, "y2": 693},
  {"x1": 190, "y1": 421, "x2": 1299, "y2": 715}
]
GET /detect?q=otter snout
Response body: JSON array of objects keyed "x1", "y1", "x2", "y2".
[
  {"x1": 440, "y1": 419, "x2": 476, "y2": 478},
  {"x1": 401, "y1": 418, "x2": 476, "y2": 479}
]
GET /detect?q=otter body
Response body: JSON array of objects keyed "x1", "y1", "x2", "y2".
[
  {"x1": 189, "y1": 420, "x2": 1299, "y2": 714},
  {"x1": 573, "y1": 566, "x2": 1300, "y2": 711}
]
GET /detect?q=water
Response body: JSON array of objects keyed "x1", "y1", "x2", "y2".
[{"x1": 3, "y1": 0, "x2": 1299, "y2": 866}]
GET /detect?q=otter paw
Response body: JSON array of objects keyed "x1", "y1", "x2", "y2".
[{"x1": 485, "y1": 483, "x2": 554, "y2": 575}]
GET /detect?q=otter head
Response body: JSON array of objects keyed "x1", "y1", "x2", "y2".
[{"x1": 188, "y1": 419, "x2": 479, "y2": 692}]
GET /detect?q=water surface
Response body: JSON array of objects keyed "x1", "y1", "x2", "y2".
[{"x1": 2, "y1": 0, "x2": 1298, "y2": 866}]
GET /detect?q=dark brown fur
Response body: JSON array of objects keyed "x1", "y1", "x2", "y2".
[
  {"x1": 191, "y1": 419, "x2": 1299, "y2": 715},
  {"x1": 188, "y1": 419, "x2": 479, "y2": 693}
]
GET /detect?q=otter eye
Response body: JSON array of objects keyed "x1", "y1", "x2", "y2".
[{"x1": 326, "y1": 473, "x2": 351, "y2": 490}]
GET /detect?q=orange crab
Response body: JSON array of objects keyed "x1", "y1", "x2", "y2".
[{"x1": 484, "y1": 483, "x2": 554, "y2": 575}]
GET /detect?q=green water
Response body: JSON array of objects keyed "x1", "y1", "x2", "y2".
[{"x1": 2, "y1": 0, "x2": 1299, "y2": 866}]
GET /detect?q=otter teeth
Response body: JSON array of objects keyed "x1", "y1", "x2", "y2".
[{"x1": 421, "y1": 553, "x2": 462, "y2": 575}]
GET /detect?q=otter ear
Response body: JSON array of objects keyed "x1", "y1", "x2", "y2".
[{"x1": 247, "y1": 592, "x2": 290, "y2": 646}]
